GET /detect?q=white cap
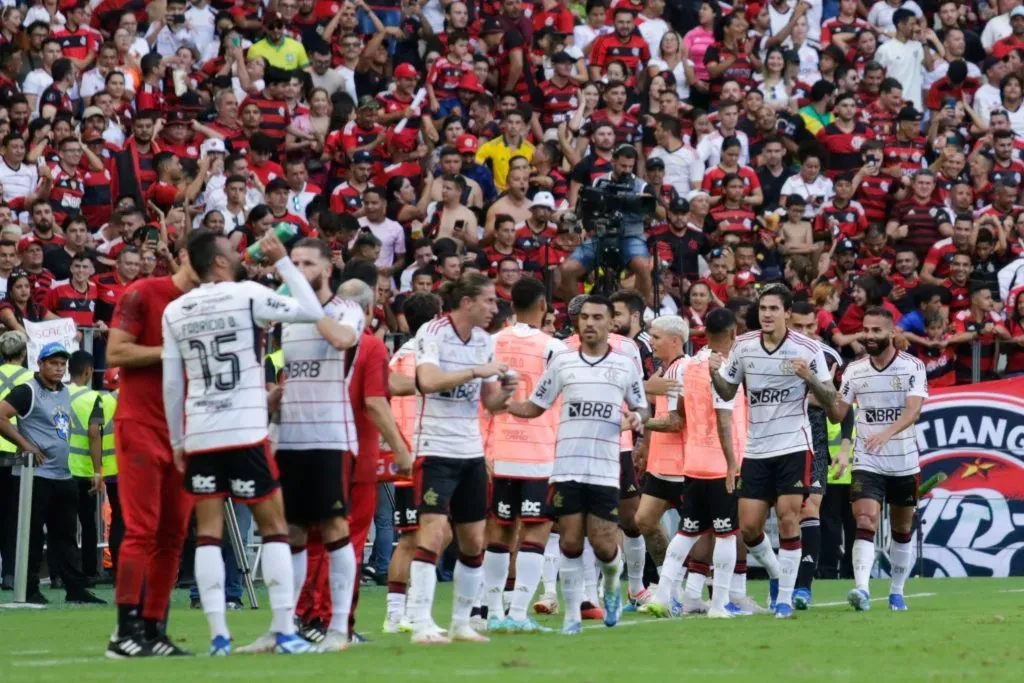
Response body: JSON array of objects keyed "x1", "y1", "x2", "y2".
[
  {"x1": 530, "y1": 191, "x2": 556, "y2": 210},
  {"x1": 1013, "y1": 6, "x2": 1024, "y2": 17},
  {"x1": 200, "y1": 138, "x2": 227, "y2": 158}
]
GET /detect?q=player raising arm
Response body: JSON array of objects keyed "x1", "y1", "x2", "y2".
[
  {"x1": 709, "y1": 284, "x2": 836, "y2": 618},
  {"x1": 162, "y1": 230, "x2": 353, "y2": 656},
  {"x1": 827, "y1": 307, "x2": 927, "y2": 612},
  {"x1": 508, "y1": 296, "x2": 647, "y2": 634}
]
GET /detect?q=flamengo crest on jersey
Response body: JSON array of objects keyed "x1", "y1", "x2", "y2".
[
  {"x1": 413, "y1": 316, "x2": 497, "y2": 460},
  {"x1": 531, "y1": 347, "x2": 647, "y2": 488},
  {"x1": 841, "y1": 351, "x2": 929, "y2": 476},
  {"x1": 719, "y1": 330, "x2": 830, "y2": 460},
  {"x1": 278, "y1": 297, "x2": 365, "y2": 452}
]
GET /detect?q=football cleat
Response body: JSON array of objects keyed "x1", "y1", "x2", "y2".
[
  {"x1": 792, "y1": 588, "x2": 812, "y2": 610},
  {"x1": 105, "y1": 633, "x2": 149, "y2": 659},
  {"x1": 624, "y1": 587, "x2": 653, "y2": 612},
  {"x1": 382, "y1": 616, "x2": 403, "y2": 634},
  {"x1": 603, "y1": 588, "x2": 621, "y2": 627},
  {"x1": 725, "y1": 602, "x2": 746, "y2": 616},
  {"x1": 506, "y1": 618, "x2": 553, "y2": 634},
  {"x1": 274, "y1": 632, "x2": 315, "y2": 654},
  {"x1": 681, "y1": 597, "x2": 709, "y2": 615},
  {"x1": 236, "y1": 633, "x2": 277, "y2": 654},
  {"x1": 533, "y1": 593, "x2": 559, "y2": 615},
  {"x1": 774, "y1": 603, "x2": 794, "y2": 619},
  {"x1": 317, "y1": 631, "x2": 349, "y2": 652},
  {"x1": 888, "y1": 594, "x2": 908, "y2": 611},
  {"x1": 560, "y1": 620, "x2": 582, "y2": 635},
  {"x1": 707, "y1": 606, "x2": 735, "y2": 619},
  {"x1": 580, "y1": 601, "x2": 605, "y2": 620},
  {"x1": 641, "y1": 600, "x2": 673, "y2": 619},
  {"x1": 209, "y1": 635, "x2": 232, "y2": 656},
  {"x1": 486, "y1": 615, "x2": 510, "y2": 633},
  {"x1": 847, "y1": 588, "x2": 871, "y2": 612},
  {"x1": 730, "y1": 595, "x2": 769, "y2": 615},
  {"x1": 411, "y1": 625, "x2": 451, "y2": 645},
  {"x1": 144, "y1": 635, "x2": 193, "y2": 657},
  {"x1": 298, "y1": 620, "x2": 326, "y2": 644},
  {"x1": 450, "y1": 624, "x2": 489, "y2": 643},
  {"x1": 768, "y1": 579, "x2": 779, "y2": 612}
]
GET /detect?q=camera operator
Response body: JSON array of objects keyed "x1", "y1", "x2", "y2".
[{"x1": 558, "y1": 145, "x2": 655, "y2": 302}]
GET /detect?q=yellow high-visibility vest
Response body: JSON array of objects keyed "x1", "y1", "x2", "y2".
[
  {"x1": 68, "y1": 385, "x2": 118, "y2": 478},
  {"x1": 0, "y1": 363, "x2": 30, "y2": 453},
  {"x1": 827, "y1": 406, "x2": 856, "y2": 485}
]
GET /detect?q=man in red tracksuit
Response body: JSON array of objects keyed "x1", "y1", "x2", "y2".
[{"x1": 296, "y1": 299, "x2": 410, "y2": 637}]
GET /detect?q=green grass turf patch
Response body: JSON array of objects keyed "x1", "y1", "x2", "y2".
[{"x1": 2, "y1": 578, "x2": 1024, "y2": 682}]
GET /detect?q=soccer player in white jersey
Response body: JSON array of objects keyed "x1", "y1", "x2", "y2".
[
  {"x1": 709, "y1": 285, "x2": 837, "y2": 619},
  {"x1": 162, "y1": 230, "x2": 356, "y2": 656},
  {"x1": 481, "y1": 277, "x2": 567, "y2": 634},
  {"x1": 828, "y1": 307, "x2": 927, "y2": 612},
  {"x1": 405, "y1": 273, "x2": 517, "y2": 645},
  {"x1": 508, "y1": 296, "x2": 647, "y2": 634},
  {"x1": 273, "y1": 239, "x2": 368, "y2": 653}
]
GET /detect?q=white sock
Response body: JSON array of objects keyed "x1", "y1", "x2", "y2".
[
  {"x1": 599, "y1": 548, "x2": 623, "y2": 597},
  {"x1": 407, "y1": 558, "x2": 438, "y2": 628},
  {"x1": 712, "y1": 536, "x2": 737, "y2": 610},
  {"x1": 777, "y1": 545, "x2": 801, "y2": 608},
  {"x1": 452, "y1": 558, "x2": 484, "y2": 628},
  {"x1": 559, "y1": 553, "x2": 583, "y2": 624},
  {"x1": 623, "y1": 534, "x2": 646, "y2": 595},
  {"x1": 386, "y1": 590, "x2": 406, "y2": 623},
  {"x1": 684, "y1": 567, "x2": 706, "y2": 601},
  {"x1": 852, "y1": 538, "x2": 874, "y2": 593},
  {"x1": 654, "y1": 534, "x2": 695, "y2": 605},
  {"x1": 262, "y1": 541, "x2": 297, "y2": 635},
  {"x1": 582, "y1": 541, "x2": 598, "y2": 604},
  {"x1": 291, "y1": 548, "x2": 307, "y2": 603},
  {"x1": 889, "y1": 539, "x2": 914, "y2": 596},
  {"x1": 674, "y1": 568, "x2": 687, "y2": 602},
  {"x1": 482, "y1": 549, "x2": 510, "y2": 618},
  {"x1": 745, "y1": 534, "x2": 780, "y2": 580},
  {"x1": 508, "y1": 547, "x2": 545, "y2": 621},
  {"x1": 195, "y1": 545, "x2": 229, "y2": 639},
  {"x1": 327, "y1": 541, "x2": 356, "y2": 635},
  {"x1": 730, "y1": 566, "x2": 748, "y2": 601},
  {"x1": 542, "y1": 533, "x2": 559, "y2": 595}
]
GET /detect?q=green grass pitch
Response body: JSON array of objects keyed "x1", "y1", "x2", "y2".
[{"x1": 2, "y1": 578, "x2": 1024, "y2": 682}]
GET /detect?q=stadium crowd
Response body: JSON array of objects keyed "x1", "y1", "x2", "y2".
[{"x1": 0, "y1": 0, "x2": 1019, "y2": 653}]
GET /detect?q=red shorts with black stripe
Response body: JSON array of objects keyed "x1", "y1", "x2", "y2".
[{"x1": 183, "y1": 440, "x2": 280, "y2": 503}]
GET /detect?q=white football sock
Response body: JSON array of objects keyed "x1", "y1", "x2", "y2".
[
  {"x1": 711, "y1": 536, "x2": 737, "y2": 610},
  {"x1": 482, "y1": 549, "x2": 510, "y2": 618},
  {"x1": 745, "y1": 534, "x2": 780, "y2": 580},
  {"x1": 730, "y1": 566, "x2": 748, "y2": 601},
  {"x1": 262, "y1": 541, "x2": 297, "y2": 635},
  {"x1": 327, "y1": 541, "x2": 356, "y2": 635},
  {"x1": 777, "y1": 544, "x2": 801, "y2": 608},
  {"x1": 684, "y1": 567, "x2": 706, "y2": 601},
  {"x1": 599, "y1": 548, "x2": 623, "y2": 596},
  {"x1": 889, "y1": 540, "x2": 914, "y2": 596},
  {"x1": 582, "y1": 540, "x2": 598, "y2": 604},
  {"x1": 386, "y1": 589, "x2": 406, "y2": 623},
  {"x1": 406, "y1": 557, "x2": 438, "y2": 628},
  {"x1": 559, "y1": 553, "x2": 583, "y2": 624},
  {"x1": 508, "y1": 547, "x2": 544, "y2": 622},
  {"x1": 291, "y1": 548, "x2": 307, "y2": 603},
  {"x1": 852, "y1": 538, "x2": 874, "y2": 593},
  {"x1": 451, "y1": 559, "x2": 484, "y2": 628},
  {"x1": 654, "y1": 534, "x2": 695, "y2": 605},
  {"x1": 542, "y1": 533, "x2": 560, "y2": 595},
  {"x1": 195, "y1": 545, "x2": 229, "y2": 639},
  {"x1": 623, "y1": 534, "x2": 646, "y2": 595}
]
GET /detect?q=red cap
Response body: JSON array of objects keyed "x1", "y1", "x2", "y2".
[
  {"x1": 104, "y1": 367, "x2": 120, "y2": 391},
  {"x1": 456, "y1": 133, "x2": 478, "y2": 154},
  {"x1": 745, "y1": 3, "x2": 763, "y2": 23},
  {"x1": 394, "y1": 62, "x2": 418, "y2": 79},
  {"x1": 458, "y1": 72, "x2": 486, "y2": 94},
  {"x1": 387, "y1": 126, "x2": 418, "y2": 152},
  {"x1": 733, "y1": 270, "x2": 756, "y2": 288}
]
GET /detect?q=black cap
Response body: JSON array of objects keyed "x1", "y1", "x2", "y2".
[
  {"x1": 983, "y1": 56, "x2": 1002, "y2": 73},
  {"x1": 266, "y1": 177, "x2": 290, "y2": 194},
  {"x1": 669, "y1": 196, "x2": 689, "y2": 213},
  {"x1": 898, "y1": 105, "x2": 923, "y2": 122},
  {"x1": 482, "y1": 17, "x2": 503, "y2": 34},
  {"x1": 352, "y1": 150, "x2": 374, "y2": 165},
  {"x1": 646, "y1": 157, "x2": 665, "y2": 170},
  {"x1": 836, "y1": 238, "x2": 857, "y2": 253},
  {"x1": 551, "y1": 51, "x2": 575, "y2": 64},
  {"x1": 947, "y1": 59, "x2": 968, "y2": 84},
  {"x1": 782, "y1": 49, "x2": 800, "y2": 65}
]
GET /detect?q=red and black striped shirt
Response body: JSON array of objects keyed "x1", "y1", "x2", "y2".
[
  {"x1": 584, "y1": 109, "x2": 642, "y2": 146},
  {"x1": 883, "y1": 135, "x2": 929, "y2": 178},
  {"x1": 890, "y1": 197, "x2": 950, "y2": 262},
  {"x1": 537, "y1": 78, "x2": 580, "y2": 129},
  {"x1": 854, "y1": 173, "x2": 896, "y2": 225},
  {"x1": 817, "y1": 121, "x2": 874, "y2": 177},
  {"x1": 241, "y1": 94, "x2": 291, "y2": 153},
  {"x1": 44, "y1": 281, "x2": 97, "y2": 327}
]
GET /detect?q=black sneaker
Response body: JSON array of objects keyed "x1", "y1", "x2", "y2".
[
  {"x1": 298, "y1": 618, "x2": 326, "y2": 644},
  {"x1": 25, "y1": 591, "x2": 49, "y2": 605},
  {"x1": 144, "y1": 635, "x2": 193, "y2": 657},
  {"x1": 66, "y1": 589, "x2": 107, "y2": 605},
  {"x1": 106, "y1": 633, "x2": 149, "y2": 659}
]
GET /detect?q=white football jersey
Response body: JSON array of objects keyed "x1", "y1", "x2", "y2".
[
  {"x1": 413, "y1": 316, "x2": 497, "y2": 460},
  {"x1": 278, "y1": 297, "x2": 365, "y2": 452},
  {"x1": 719, "y1": 330, "x2": 830, "y2": 460},
  {"x1": 840, "y1": 351, "x2": 928, "y2": 476},
  {"x1": 531, "y1": 347, "x2": 647, "y2": 488},
  {"x1": 163, "y1": 281, "x2": 321, "y2": 454}
]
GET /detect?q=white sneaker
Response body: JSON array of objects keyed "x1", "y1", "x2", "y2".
[
  {"x1": 236, "y1": 632, "x2": 277, "y2": 654},
  {"x1": 469, "y1": 614, "x2": 487, "y2": 631},
  {"x1": 682, "y1": 597, "x2": 709, "y2": 615},
  {"x1": 449, "y1": 623, "x2": 490, "y2": 643},
  {"x1": 707, "y1": 606, "x2": 734, "y2": 619},
  {"x1": 730, "y1": 595, "x2": 769, "y2": 615},
  {"x1": 533, "y1": 593, "x2": 560, "y2": 615},
  {"x1": 317, "y1": 631, "x2": 348, "y2": 652},
  {"x1": 411, "y1": 625, "x2": 451, "y2": 645}
]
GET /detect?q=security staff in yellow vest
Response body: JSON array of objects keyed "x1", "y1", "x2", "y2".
[
  {"x1": 0, "y1": 330, "x2": 31, "y2": 589},
  {"x1": 265, "y1": 348, "x2": 284, "y2": 449},
  {"x1": 67, "y1": 350, "x2": 113, "y2": 582},
  {"x1": 820, "y1": 407, "x2": 857, "y2": 581}
]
